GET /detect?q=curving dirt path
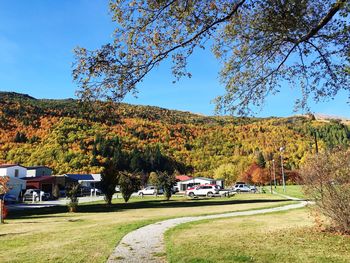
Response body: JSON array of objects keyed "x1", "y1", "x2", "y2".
[{"x1": 107, "y1": 201, "x2": 308, "y2": 263}]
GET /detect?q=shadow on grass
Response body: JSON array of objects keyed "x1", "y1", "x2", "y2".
[{"x1": 7, "y1": 198, "x2": 291, "y2": 220}]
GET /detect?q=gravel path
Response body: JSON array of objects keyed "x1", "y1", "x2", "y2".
[{"x1": 107, "y1": 201, "x2": 308, "y2": 263}]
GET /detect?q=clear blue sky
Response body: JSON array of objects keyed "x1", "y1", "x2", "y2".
[{"x1": 0, "y1": 0, "x2": 348, "y2": 118}]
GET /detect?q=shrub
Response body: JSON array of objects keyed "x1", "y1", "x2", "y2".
[
  {"x1": 66, "y1": 183, "x2": 80, "y2": 213},
  {"x1": 119, "y1": 171, "x2": 141, "y2": 203},
  {"x1": 301, "y1": 150, "x2": 350, "y2": 234}
]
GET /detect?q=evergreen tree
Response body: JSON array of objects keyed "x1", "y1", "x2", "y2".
[
  {"x1": 100, "y1": 160, "x2": 119, "y2": 205},
  {"x1": 119, "y1": 171, "x2": 141, "y2": 203},
  {"x1": 129, "y1": 149, "x2": 144, "y2": 172},
  {"x1": 153, "y1": 171, "x2": 177, "y2": 201},
  {"x1": 257, "y1": 152, "x2": 266, "y2": 168}
]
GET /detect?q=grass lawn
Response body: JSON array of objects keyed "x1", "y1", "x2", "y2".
[
  {"x1": 274, "y1": 185, "x2": 305, "y2": 199},
  {"x1": 0, "y1": 194, "x2": 291, "y2": 263},
  {"x1": 165, "y1": 208, "x2": 350, "y2": 263}
]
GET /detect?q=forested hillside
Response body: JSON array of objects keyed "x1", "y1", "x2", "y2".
[{"x1": 0, "y1": 92, "x2": 349, "y2": 184}]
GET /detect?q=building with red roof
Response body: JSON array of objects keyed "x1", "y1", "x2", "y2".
[{"x1": 175, "y1": 175, "x2": 193, "y2": 181}]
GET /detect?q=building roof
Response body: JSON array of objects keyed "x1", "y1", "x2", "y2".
[
  {"x1": 179, "y1": 177, "x2": 224, "y2": 183},
  {"x1": 53, "y1": 175, "x2": 78, "y2": 182},
  {"x1": 26, "y1": 165, "x2": 52, "y2": 170},
  {"x1": 0, "y1": 164, "x2": 26, "y2": 169},
  {"x1": 65, "y1": 174, "x2": 99, "y2": 181},
  {"x1": 21, "y1": 176, "x2": 55, "y2": 182},
  {"x1": 176, "y1": 175, "x2": 193, "y2": 181}
]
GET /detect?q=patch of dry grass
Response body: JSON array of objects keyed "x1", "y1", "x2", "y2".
[
  {"x1": 0, "y1": 194, "x2": 290, "y2": 262},
  {"x1": 165, "y1": 208, "x2": 350, "y2": 263}
]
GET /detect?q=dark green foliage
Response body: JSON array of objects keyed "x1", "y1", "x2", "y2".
[
  {"x1": 92, "y1": 135, "x2": 129, "y2": 170},
  {"x1": 100, "y1": 161, "x2": 119, "y2": 205},
  {"x1": 153, "y1": 171, "x2": 177, "y2": 201},
  {"x1": 129, "y1": 149, "x2": 145, "y2": 172},
  {"x1": 257, "y1": 152, "x2": 266, "y2": 168},
  {"x1": 119, "y1": 171, "x2": 141, "y2": 203},
  {"x1": 317, "y1": 124, "x2": 350, "y2": 149},
  {"x1": 66, "y1": 183, "x2": 80, "y2": 212},
  {"x1": 143, "y1": 145, "x2": 163, "y2": 172},
  {"x1": 28, "y1": 136, "x2": 39, "y2": 144},
  {"x1": 14, "y1": 132, "x2": 28, "y2": 143}
]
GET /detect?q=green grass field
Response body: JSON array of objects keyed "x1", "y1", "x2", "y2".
[
  {"x1": 165, "y1": 208, "x2": 350, "y2": 263},
  {"x1": 0, "y1": 194, "x2": 290, "y2": 263},
  {"x1": 274, "y1": 185, "x2": 305, "y2": 199}
]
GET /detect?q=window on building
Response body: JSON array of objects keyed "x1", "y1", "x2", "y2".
[{"x1": 15, "y1": 169, "x2": 19, "y2": 177}]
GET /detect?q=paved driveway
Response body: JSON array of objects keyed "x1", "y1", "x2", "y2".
[{"x1": 6, "y1": 195, "x2": 106, "y2": 211}]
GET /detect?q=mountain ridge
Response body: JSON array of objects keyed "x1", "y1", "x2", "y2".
[
  {"x1": 1, "y1": 91, "x2": 347, "y2": 122},
  {"x1": 0, "y1": 91, "x2": 349, "y2": 180}
]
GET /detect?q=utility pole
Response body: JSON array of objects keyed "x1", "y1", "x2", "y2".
[
  {"x1": 272, "y1": 159, "x2": 276, "y2": 189},
  {"x1": 269, "y1": 160, "x2": 273, "y2": 194},
  {"x1": 280, "y1": 147, "x2": 286, "y2": 193},
  {"x1": 314, "y1": 131, "x2": 319, "y2": 154}
]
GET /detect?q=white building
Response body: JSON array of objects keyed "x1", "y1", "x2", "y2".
[
  {"x1": 26, "y1": 166, "x2": 53, "y2": 177},
  {"x1": 0, "y1": 164, "x2": 27, "y2": 200},
  {"x1": 176, "y1": 176, "x2": 224, "y2": 192},
  {"x1": 0, "y1": 164, "x2": 27, "y2": 178}
]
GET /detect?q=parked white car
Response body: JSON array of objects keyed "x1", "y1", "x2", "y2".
[
  {"x1": 233, "y1": 183, "x2": 252, "y2": 192},
  {"x1": 137, "y1": 186, "x2": 163, "y2": 196},
  {"x1": 23, "y1": 189, "x2": 49, "y2": 201},
  {"x1": 186, "y1": 184, "x2": 220, "y2": 197}
]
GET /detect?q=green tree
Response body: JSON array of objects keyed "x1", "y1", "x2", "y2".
[
  {"x1": 257, "y1": 152, "x2": 266, "y2": 168},
  {"x1": 73, "y1": 0, "x2": 349, "y2": 115},
  {"x1": 119, "y1": 171, "x2": 141, "y2": 203},
  {"x1": 214, "y1": 163, "x2": 239, "y2": 186},
  {"x1": 154, "y1": 171, "x2": 177, "y2": 201},
  {"x1": 129, "y1": 149, "x2": 144, "y2": 172},
  {"x1": 100, "y1": 161, "x2": 119, "y2": 205}
]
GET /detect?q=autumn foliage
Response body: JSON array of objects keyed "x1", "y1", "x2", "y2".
[
  {"x1": 301, "y1": 150, "x2": 350, "y2": 234},
  {"x1": 0, "y1": 92, "x2": 349, "y2": 180},
  {"x1": 240, "y1": 163, "x2": 268, "y2": 185}
]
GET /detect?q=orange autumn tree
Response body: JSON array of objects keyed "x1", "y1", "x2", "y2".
[
  {"x1": 0, "y1": 176, "x2": 9, "y2": 195},
  {"x1": 240, "y1": 163, "x2": 269, "y2": 185}
]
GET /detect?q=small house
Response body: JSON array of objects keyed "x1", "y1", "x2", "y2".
[
  {"x1": 0, "y1": 164, "x2": 27, "y2": 178},
  {"x1": 26, "y1": 166, "x2": 53, "y2": 177},
  {"x1": 0, "y1": 164, "x2": 27, "y2": 200}
]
